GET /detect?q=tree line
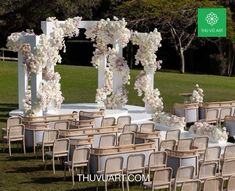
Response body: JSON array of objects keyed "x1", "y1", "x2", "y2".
[{"x1": 0, "y1": 0, "x2": 235, "y2": 75}]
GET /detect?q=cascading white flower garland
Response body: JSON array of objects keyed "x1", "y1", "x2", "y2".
[
  {"x1": 131, "y1": 29, "x2": 163, "y2": 114},
  {"x1": 85, "y1": 17, "x2": 131, "y2": 108},
  {"x1": 7, "y1": 17, "x2": 81, "y2": 115}
]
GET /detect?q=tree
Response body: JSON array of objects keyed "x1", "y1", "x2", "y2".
[{"x1": 114, "y1": 0, "x2": 235, "y2": 74}]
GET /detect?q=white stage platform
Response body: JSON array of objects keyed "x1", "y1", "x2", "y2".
[{"x1": 9, "y1": 103, "x2": 153, "y2": 124}]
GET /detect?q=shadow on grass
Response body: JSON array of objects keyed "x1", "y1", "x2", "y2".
[{"x1": 0, "y1": 103, "x2": 18, "y2": 122}]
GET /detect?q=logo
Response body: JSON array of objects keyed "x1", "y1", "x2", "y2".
[
  {"x1": 206, "y1": 12, "x2": 219, "y2": 26},
  {"x1": 198, "y1": 8, "x2": 226, "y2": 37}
]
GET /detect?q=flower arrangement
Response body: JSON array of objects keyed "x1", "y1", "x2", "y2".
[
  {"x1": 131, "y1": 29, "x2": 163, "y2": 113},
  {"x1": 189, "y1": 122, "x2": 228, "y2": 142},
  {"x1": 85, "y1": 17, "x2": 131, "y2": 108},
  {"x1": 104, "y1": 88, "x2": 128, "y2": 109},
  {"x1": 7, "y1": 17, "x2": 81, "y2": 116},
  {"x1": 131, "y1": 29, "x2": 162, "y2": 72},
  {"x1": 190, "y1": 84, "x2": 204, "y2": 104},
  {"x1": 153, "y1": 112, "x2": 186, "y2": 131}
]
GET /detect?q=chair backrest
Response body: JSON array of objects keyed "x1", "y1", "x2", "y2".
[
  {"x1": 159, "y1": 139, "x2": 176, "y2": 151},
  {"x1": 152, "y1": 167, "x2": 172, "y2": 186},
  {"x1": 122, "y1": 124, "x2": 138, "y2": 133},
  {"x1": 180, "y1": 180, "x2": 201, "y2": 191},
  {"x1": 198, "y1": 162, "x2": 217, "y2": 180},
  {"x1": 118, "y1": 133, "x2": 135, "y2": 146},
  {"x1": 219, "y1": 107, "x2": 232, "y2": 121},
  {"x1": 126, "y1": 154, "x2": 145, "y2": 172},
  {"x1": 72, "y1": 147, "x2": 90, "y2": 165},
  {"x1": 116, "y1": 116, "x2": 131, "y2": 129},
  {"x1": 193, "y1": 136, "x2": 209, "y2": 151},
  {"x1": 98, "y1": 134, "x2": 116, "y2": 148},
  {"x1": 221, "y1": 159, "x2": 235, "y2": 177},
  {"x1": 104, "y1": 156, "x2": 123, "y2": 174},
  {"x1": 203, "y1": 177, "x2": 223, "y2": 191},
  {"x1": 101, "y1": 117, "x2": 115, "y2": 127},
  {"x1": 204, "y1": 146, "x2": 221, "y2": 162},
  {"x1": 53, "y1": 138, "x2": 70, "y2": 156},
  {"x1": 177, "y1": 138, "x2": 193, "y2": 151},
  {"x1": 8, "y1": 124, "x2": 24, "y2": 138},
  {"x1": 227, "y1": 175, "x2": 235, "y2": 191},
  {"x1": 224, "y1": 145, "x2": 235, "y2": 160},
  {"x1": 7, "y1": 116, "x2": 22, "y2": 128},
  {"x1": 140, "y1": 123, "x2": 155, "y2": 133},
  {"x1": 54, "y1": 121, "x2": 69, "y2": 130},
  {"x1": 205, "y1": 108, "x2": 219, "y2": 123},
  {"x1": 165, "y1": 129, "x2": 181, "y2": 140},
  {"x1": 43, "y1": 130, "x2": 58, "y2": 144},
  {"x1": 175, "y1": 166, "x2": 194, "y2": 183},
  {"x1": 148, "y1": 151, "x2": 167, "y2": 172}
]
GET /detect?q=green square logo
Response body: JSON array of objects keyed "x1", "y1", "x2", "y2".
[{"x1": 198, "y1": 8, "x2": 226, "y2": 37}]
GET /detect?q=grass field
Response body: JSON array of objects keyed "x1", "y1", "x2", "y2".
[{"x1": 0, "y1": 61, "x2": 235, "y2": 191}]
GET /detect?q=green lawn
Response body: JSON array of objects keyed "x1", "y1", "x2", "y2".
[{"x1": 0, "y1": 61, "x2": 235, "y2": 190}]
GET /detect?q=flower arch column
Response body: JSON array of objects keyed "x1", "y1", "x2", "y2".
[
  {"x1": 112, "y1": 39, "x2": 123, "y2": 93},
  {"x1": 18, "y1": 35, "x2": 43, "y2": 116}
]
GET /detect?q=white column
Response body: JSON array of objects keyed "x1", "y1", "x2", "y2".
[
  {"x1": 145, "y1": 69, "x2": 154, "y2": 113},
  {"x1": 98, "y1": 55, "x2": 107, "y2": 88},
  {"x1": 112, "y1": 40, "x2": 123, "y2": 93},
  {"x1": 18, "y1": 51, "x2": 28, "y2": 111},
  {"x1": 26, "y1": 35, "x2": 43, "y2": 116}
]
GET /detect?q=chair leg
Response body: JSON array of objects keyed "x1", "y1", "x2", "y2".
[
  {"x1": 53, "y1": 157, "x2": 55, "y2": 174},
  {"x1": 72, "y1": 168, "x2": 75, "y2": 186},
  {"x1": 42, "y1": 147, "x2": 45, "y2": 162},
  {"x1": 121, "y1": 177, "x2": 125, "y2": 191},
  {"x1": 23, "y1": 139, "x2": 26, "y2": 155},
  {"x1": 105, "y1": 181, "x2": 108, "y2": 191},
  {"x1": 126, "y1": 179, "x2": 129, "y2": 191},
  {"x1": 9, "y1": 141, "x2": 11, "y2": 156}
]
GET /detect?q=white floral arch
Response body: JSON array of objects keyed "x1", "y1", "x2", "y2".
[{"x1": 7, "y1": 17, "x2": 163, "y2": 116}]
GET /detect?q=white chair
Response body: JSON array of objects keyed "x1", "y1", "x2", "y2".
[
  {"x1": 54, "y1": 121, "x2": 69, "y2": 130},
  {"x1": 98, "y1": 134, "x2": 116, "y2": 148},
  {"x1": 173, "y1": 166, "x2": 195, "y2": 191},
  {"x1": 118, "y1": 133, "x2": 135, "y2": 146},
  {"x1": 116, "y1": 116, "x2": 131, "y2": 131},
  {"x1": 37, "y1": 129, "x2": 58, "y2": 162},
  {"x1": 219, "y1": 107, "x2": 232, "y2": 123},
  {"x1": 227, "y1": 175, "x2": 235, "y2": 191},
  {"x1": 125, "y1": 154, "x2": 145, "y2": 191},
  {"x1": 193, "y1": 136, "x2": 209, "y2": 160},
  {"x1": 180, "y1": 179, "x2": 201, "y2": 191},
  {"x1": 64, "y1": 147, "x2": 90, "y2": 185},
  {"x1": 2, "y1": 116, "x2": 22, "y2": 139},
  {"x1": 221, "y1": 159, "x2": 235, "y2": 180},
  {"x1": 143, "y1": 167, "x2": 172, "y2": 191},
  {"x1": 96, "y1": 156, "x2": 124, "y2": 191},
  {"x1": 203, "y1": 177, "x2": 223, "y2": 191},
  {"x1": 101, "y1": 117, "x2": 115, "y2": 127},
  {"x1": 3, "y1": 124, "x2": 26, "y2": 156},
  {"x1": 165, "y1": 129, "x2": 181, "y2": 141},
  {"x1": 202, "y1": 146, "x2": 221, "y2": 169},
  {"x1": 140, "y1": 123, "x2": 155, "y2": 133},
  {"x1": 223, "y1": 145, "x2": 235, "y2": 161},
  {"x1": 176, "y1": 138, "x2": 193, "y2": 151},
  {"x1": 159, "y1": 139, "x2": 177, "y2": 151},
  {"x1": 198, "y1": 162, "x2": 217, "y2": 182},
  {"x1": 147, "y1": 151, "x2": 167, "y2": 174},
  {"x1": 44, "y1": 138, "x2": 70, "y2": 174},
  {"x1": 122, "y1": 124, "x2": 138, "y2": 133},
  {"x1": 204, "y1": 108, "x2": 219, "y2": 124}
]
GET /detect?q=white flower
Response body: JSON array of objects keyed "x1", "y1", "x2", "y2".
[
  {"x1": 190, "y1": 84, "x2": 204, "y2": 103},
  {"x1": 153, "y1": 112, "x2": 186, "y2": 130}
]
